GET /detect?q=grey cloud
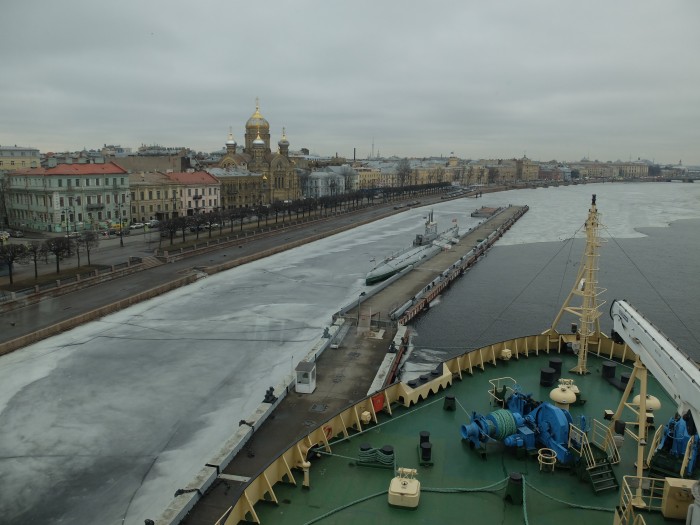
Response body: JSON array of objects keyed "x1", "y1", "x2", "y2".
[{"x1": 1, "y1": 0, "x2": 699, "y2": 164}]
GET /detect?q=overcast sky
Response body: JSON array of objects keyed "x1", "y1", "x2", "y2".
[{"x1": 2, "y1": 1, "x2": 699, "y2": 164}]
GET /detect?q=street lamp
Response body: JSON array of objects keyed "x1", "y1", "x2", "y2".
[
  {"x1": 62, "y1": 206, "x2": 76, "y2": 255},
  {"x1": 117, "y1": 202, "x2": 125, "y2": 247}
]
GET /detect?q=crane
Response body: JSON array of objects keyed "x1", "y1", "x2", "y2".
[
  {"x1": 610, "y1": 299, "x2": 700, "y2": 435},
  {"x1": 609, "y1": 299, "x2": 699, "y2": 521}
]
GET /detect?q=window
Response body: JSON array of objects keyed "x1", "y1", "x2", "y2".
[
  {"x1": 165, "y1": 204, "x2": 169, "y2": 211},
  {"x1": 140, "y1": 205, "x2": 145, "y2": 213},
  {"x1": 148, "y1": 190, "x2": 153, "y2": 200},
  {"x1": 75, "y1": 179, "x2": 80, "y2": 186},
  {"x1": 131, "y1": 192, "x2": 136, "y2": 201},
  {"x1": 156, "y1": 190, "x2": 161, "y2": 199},
  {"x1": 85, "y1": 179, "x2": 90, "y2": 186},
  {"x1": 60, "y1": 197, "x2": 65, "y2": 207},
  {"x1": 58, "y1": 179, "x2": 63, "y2": 187},
  {"x1": 96, "y1": 178, "x2": 100, "y2": 186},
  {"x1": 149, "y1": 205, "x2": 153, "y2": 212},
  {"x1": 106, "y1": 195, "x2": 111, "y2": 204},
  {"x1": 188, "y1": 188, "x2": 192, "y2": 196},
  {"x1": 120, "y1": 178, "x2": 124, "y2": 184}
]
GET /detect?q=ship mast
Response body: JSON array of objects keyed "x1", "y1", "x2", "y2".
[{"x1": 548, "y1": 194, "x2": 606, "y2": 375}]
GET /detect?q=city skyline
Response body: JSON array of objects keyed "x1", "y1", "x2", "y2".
[{"x1": 2, "y1": 1, "x2": 699, "y2": 165}]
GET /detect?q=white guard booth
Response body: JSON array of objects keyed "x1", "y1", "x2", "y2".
[{"x1": 295, "y1": 361, "x2": 317, "y2": 394}]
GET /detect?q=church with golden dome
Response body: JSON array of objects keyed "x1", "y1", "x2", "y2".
[{"x1": 216, "y1": 100, "x2": 300, "y2": 208}]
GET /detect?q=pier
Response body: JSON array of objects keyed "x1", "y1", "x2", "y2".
[{"x1": 343, "y1": 204, "x2": 528, "y2": 326}]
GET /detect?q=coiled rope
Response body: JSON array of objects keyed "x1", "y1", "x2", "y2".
[{"x1": 490, "y1": 409, "x2": 517, "y2": 439}]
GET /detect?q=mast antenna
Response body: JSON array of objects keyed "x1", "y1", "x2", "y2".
[{"x1": 548, "y1": 194, "x2": 606, "y2": 375}]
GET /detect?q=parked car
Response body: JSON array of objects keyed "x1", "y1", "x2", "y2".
[
  {"x1": 66, "y1": 231, "x2": 82, "y2": 238},
  {"x1": 130, "y1": 222, "x2": 145, "y2": 230},
  {"x1": 189, "y1": 224, "x2": 206, "y2": 232},
  {"x1": 146, "y1": 219, "x2": 160, "y2": 227},
  {"x1": 10, "y1": 230, "x2": 24, "y2": 238}
]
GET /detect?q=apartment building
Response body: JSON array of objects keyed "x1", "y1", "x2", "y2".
[{"x1": 5, "y1": 161, "x2": 129, "y2": 232}]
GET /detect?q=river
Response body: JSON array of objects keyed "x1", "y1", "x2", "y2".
[{"x1": 408, "y1": 182, "x2": 700, "y2": 376}]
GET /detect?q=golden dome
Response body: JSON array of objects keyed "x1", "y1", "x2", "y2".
[{"x1": 246, "y1": 99, "x2": 270, "y2": 130}]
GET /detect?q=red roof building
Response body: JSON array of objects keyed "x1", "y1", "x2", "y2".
[
  {"x1": 6, "y1": 161, "x2": 130, "y2": 232},
  {"x1": 164, "y1": 171, "x2": 220, "y2": 215}
]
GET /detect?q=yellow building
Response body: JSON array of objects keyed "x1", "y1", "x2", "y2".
[
  {"x1": 354, "y1": 166, "x2": 384, "y2": 190},
  {"x1": 0, "y1": 145, "x2": 40, "y2": 172},
  {"x1": 616, "y1": 162, "x2": 649, "y2": 178},
  {"x1": 516, "y1": 156, "x2": 539, "y2": 181},
  {"x1": 129, "y1": 171, "x2": 183, "y2": 222}
]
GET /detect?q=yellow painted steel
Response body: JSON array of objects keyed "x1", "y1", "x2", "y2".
[{"x1": 222, "y1": 330, "x2": 630, "y2": 525}]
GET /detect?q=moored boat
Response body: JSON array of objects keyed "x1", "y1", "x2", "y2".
[{"x1": 365, "y1": 211, "x2": 458, "y2": 285}]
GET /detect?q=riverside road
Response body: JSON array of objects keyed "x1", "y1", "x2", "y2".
[{"x1": 1, "y1": 201, "x2": 421, "y2": 350}]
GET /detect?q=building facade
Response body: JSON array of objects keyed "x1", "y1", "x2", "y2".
[
  {"x1": 129, "y1": 171, "x2": 183, "y2": 222},
  {"x1": 5, "y1": 161, "x2": 129, "y2": 232},
  {"x1": 0, "y1": 145, "x2": 40, "y2": 172},
  {"x1": 164, "y1": 171, "x2": 220, "y2": 216}
]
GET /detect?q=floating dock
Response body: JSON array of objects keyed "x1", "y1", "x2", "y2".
[{"x1": 470, "y1": 206, "x2": 501, "y2": 217}]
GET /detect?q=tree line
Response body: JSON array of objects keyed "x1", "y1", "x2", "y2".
[{"x1": 0, "y1": 232, "x2": 100, "y2": 285}]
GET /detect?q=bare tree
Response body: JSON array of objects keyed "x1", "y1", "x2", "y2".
[
  {"x1": 159, "y1": 219, "x2": 179, "y2": 246},
  {"x1": 45, "y1": 238, "x2": 72, "y2": 274},
  {"x1": 175, "y1": 216, "x2": 189, "y2": 243},
  {"x1": 25, "y1": 241, "x2": 47, "y2": 280},
  {"x1": 338, "y1": 165, "x2": 356, "y2": 193},
  {"x1": 82, "y1": 231, "x2": 99, "y2": 265},
  {"x1": 0, "y1": 243, "x2": 28, "y2": 284},
  {"x1": 75, "y1": 234, "x2": 83, "y2": 268},
  {"x1": 396, "y1": 158, "x2": 411, "y2": 189},
  {"x1": 189, "y1": 213, "x2": 207, "y2": 240}
]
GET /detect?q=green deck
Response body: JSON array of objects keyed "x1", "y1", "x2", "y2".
[{"x1": 250, "y1": 353, "x2": 681, "y2": 525}]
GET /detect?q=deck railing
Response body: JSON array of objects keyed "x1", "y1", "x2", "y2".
[
  {"x1": 617, "y1": 475, "x2": 665, "y2": 525},
  {"x1": 219, "y1": 331, "x2": 632, "y2": 525}
]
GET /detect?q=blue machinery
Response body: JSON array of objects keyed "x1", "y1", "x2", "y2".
[
  {"x1": 655, "y1": 413, "x2": 699, "y2": 477},
  {"x1": 461, "y1": 388, "x2": 577, "y2": 465}
]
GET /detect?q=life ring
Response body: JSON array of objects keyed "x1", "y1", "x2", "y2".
[{"x1": 323, "y1": 426, "x2": 333, "y2": 441}]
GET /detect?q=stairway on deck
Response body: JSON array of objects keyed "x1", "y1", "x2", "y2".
[{"x1": 586, "y1": 444, "x2": 619, "y2": 493}]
